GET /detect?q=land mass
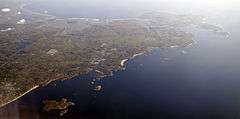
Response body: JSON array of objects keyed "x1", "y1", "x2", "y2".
[
  {"x1": 0, "y1": 0, "x2": 227, "y2": 107},
  {"x1": 43, "y1": 98, "x2": 75, "y2": 116}
]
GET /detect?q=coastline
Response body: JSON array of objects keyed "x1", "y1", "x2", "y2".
[
  {"x1": 0, "y1": 52, "x2": 147, "y2": 108},
  {"x1": 0, "y1": 86, "x2": 39, "y2": 108}
]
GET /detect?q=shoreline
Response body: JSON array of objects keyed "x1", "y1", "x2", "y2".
[
  {"x1": 0, "y1": 45, "x2": 192, "y2": 108},
  {"x1": 0, "y1": 52, "x2": 146, "y2": 108},
  {"x1": 0, "y1": 86, "x2": 39, "y2": 108}
]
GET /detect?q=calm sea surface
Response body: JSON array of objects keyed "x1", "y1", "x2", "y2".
[{"x1": 1, "y1": 0, "x2": 240, "y2": 119}]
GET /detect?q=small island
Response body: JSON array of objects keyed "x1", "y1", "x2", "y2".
[{"x1": 43, "y1": 98, "x2": 75, "y2": 116}]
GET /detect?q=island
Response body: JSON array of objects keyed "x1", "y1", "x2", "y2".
[{"x1": 43, "y1": 98, "x2": 75, "y2": 116}]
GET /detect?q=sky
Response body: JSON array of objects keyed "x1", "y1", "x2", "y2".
[{"x1": 35, "y1": 0, "x2": 240, "y2": 11}]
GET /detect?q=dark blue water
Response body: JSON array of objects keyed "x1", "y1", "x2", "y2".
[{"x1": 1, "y1": 1, "x2": 240, "y2": 119}]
